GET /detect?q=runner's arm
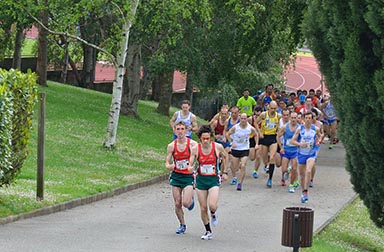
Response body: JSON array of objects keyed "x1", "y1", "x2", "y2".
[{"x1": 165, "y1": 143, "x2": 175, "y2": 171}]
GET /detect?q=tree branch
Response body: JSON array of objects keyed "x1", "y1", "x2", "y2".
[{"x1": 25, "y1": 8, "x2": 117, "y2": 66}]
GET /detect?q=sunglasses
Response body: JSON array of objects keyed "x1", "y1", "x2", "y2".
[{"x1": 201, "y1": 136, "x2": 211, "y2": 141}]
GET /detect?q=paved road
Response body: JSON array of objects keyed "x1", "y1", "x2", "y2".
[{"x1": 0, "y1": 143, "x2": 355, "y2": 252}]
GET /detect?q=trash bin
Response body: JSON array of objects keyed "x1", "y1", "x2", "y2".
[{"x1": 281, "y1": 207, "x2": 314, "y2": 248}]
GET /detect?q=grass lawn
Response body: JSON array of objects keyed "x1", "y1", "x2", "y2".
[
  {"x1": 22, "y1": 38, "x2": 37, "y2": 57},
  {"x1": 302, "y1": 198, "x2": 384, "y2": 252},
  {"x1": 0, "y1": 81, "x2": 194, "y2": 216}
]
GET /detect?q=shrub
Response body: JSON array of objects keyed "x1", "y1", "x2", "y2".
[{"x1": 0, "y1": 68, "x2": 37, "y2": 186}]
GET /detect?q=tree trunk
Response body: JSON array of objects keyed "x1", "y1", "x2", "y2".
[
  {"x1": 68, "y1": 55, "x2": 82, "y2": 85},
  {"x1": 156, "y1": 71, "x2": 173, "y2": 116},
  {"x1": 121, "y1": 44, "x2": 141, "y2": 117},
  {"x1": 12, "y1": 26, "x2": 24, "y2": 70},
  {"x1": 36, "y1": 3, "x2": 49, "y2": 86},
  {"x1": 104, "y1": 0, "x2": 140, "y2": 149},
  {"x1": 80, "y1": 44, "x2": 97, "y2": 88},
  {"x1": 61, "y1": 41, "x2": 69, "y2": 83},
  {"x1": 151, "y1": 76, "x2": 161, "y2": 101}
]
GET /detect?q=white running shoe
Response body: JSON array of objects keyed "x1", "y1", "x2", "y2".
[{"x1": 201, "y1": 231, "x2": 213, "y2": 240}]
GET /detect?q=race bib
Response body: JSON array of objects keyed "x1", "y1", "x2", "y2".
[
  {"x1": 200, "y1": 164, "x2": 215, "y2": 175},
  {"x1": 236, "y1": 136, "x2": 248, "y2": 144},
  {"x1": 175, "y1": 160, "x2": 189, "y2": 170},
  {"x1": 266, "y1": 122, "x2": 276, "y2": 129},
  {"x1": 286, "y1": 138, "x2": 294, "y2": 147}
]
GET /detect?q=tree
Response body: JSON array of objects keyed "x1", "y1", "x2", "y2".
[
  {"x1": 303, "y1": 0, "x2": 384, "y2": 227},
  {"x1": 26, "y1": 0, "x2": 140, "y2": 148},
  {"x1": 132, "y1": 0, "x2": 211, "y2": 116}
]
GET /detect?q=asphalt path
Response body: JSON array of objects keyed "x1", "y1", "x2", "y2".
[{"x1": 0, "y1": 143, "x2": 355, "y2": 252}]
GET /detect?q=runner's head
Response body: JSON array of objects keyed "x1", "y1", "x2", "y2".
[
  {"x1": 174, "y1": 121, "x2": 187, "y2": 138},
  {"x1": 180, "y1": 100, "x2": 191, "y2": 112},
  {"x1": 197, "y1": 125, "x2": 214, "y2": 144}
]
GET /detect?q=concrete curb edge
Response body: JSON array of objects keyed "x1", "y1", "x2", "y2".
[
  {"x1": 313, "y1": 193, "x2": 359, "y2": 235},
  {"x1": 0, "y1": 174, "x2": 169, "y2": 225}
]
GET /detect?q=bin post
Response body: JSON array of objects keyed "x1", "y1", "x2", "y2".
[{"x1": 293, "y1": 214, "x2": 299, "y2": 252}]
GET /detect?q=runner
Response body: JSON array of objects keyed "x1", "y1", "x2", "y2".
[
  {"x1": 310, "y1": 108, "x2": 325, "y2": 188},
  {"x1": 276, "y1": 108, "x2": 290, "y2": 186},
  {"x1": 277, "y1": 111, "x2": 300, "y2": 193},
  {"x1": 320, "y1": 95, "x2": 338, "y2": 149},
  {"x1": 210, "y1": 107, "x2": 230, "y2": 149},
  {"x1": 237, "y1": 88, "x2": 256, "y2": 117},
  {"x1": 224, "y1": 106, "x2": 241, "y2": 185},
  {"x1": 226, "y1": 113, "x2": 258, "y2": 191},
  {"x1": 188, "y1": 125, "x2": 229, "y2": 240},
  {"x1": 290, "y1": 112, "x2": 321, "y2": 203},
  {"x1": 169, "y1": 100, "x2": 198, "y2": 139},
  {"x1": 255, "y1": 100, "x2": 281, "y2": 188},
  {"x1": 249, "y1": 106, "x2": 263, "y2": 179},
  {"x1": 165, "y1": 121, "x2": 198, "y2": 234}
]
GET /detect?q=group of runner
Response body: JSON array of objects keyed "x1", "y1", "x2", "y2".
[{"x1": 165, "y1": 85, "x2": 338, "y2": 240}]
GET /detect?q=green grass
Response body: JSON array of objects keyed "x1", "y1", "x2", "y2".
[
  {"x1": 302, "y1": 198, "x2": 384, "y2": 252},
  {"x1": 0, "y1": 81, "x2": 195, "y2": 216},
  {"x1": 22, "y1": 38, "x2": 37, "y2": 57}
]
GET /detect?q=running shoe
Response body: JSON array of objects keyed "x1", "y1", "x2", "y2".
[
  {"x1": 328, "y1": 143, "x2": 333, "y2": 149},
  {"x1": 309, "y1": 181, "x2": 314, "y2": 188},
  {"x1": 201, "y1": 231, "x2": 213, "y2": 240},
  {"x1": 287, "y1": 165, "x2": 292, "y2": 173},
  {"x1": 281, "y1": 179, "x2": 286, "y2": 186},
  {"x1": 288, "y1": 184, "x2": 295, "y2": 193},
  {"x1": 301, "y1": 193, "x2": 308, "y2": 203},
  {"x1": 267, "y1": 179, "x2": 272, "y2": 188},
  {"x1": 230, "y1": 177, "x2": 238, "y2": 185},
  {"x1": 187, "y1": 196, "x2": 194, "y2": 211},
  {"x1": 211, "y1": 214, "x2": 218, "y2": 227},
  {"x1": 293, "y1": 180, "x2": 300, "y2": 189},
  {"x1": 237, "y1": 183, "x2": 242, "y2": 191},
  {"x1": 263, "y1": 165, "x2": 269, "y2": 173},
  {"x1": 176, "y1": 224, "x2": 186, "y2": 234},
  {"x1": 252, "y1": 171, "x2": 259, "y2": 179}
]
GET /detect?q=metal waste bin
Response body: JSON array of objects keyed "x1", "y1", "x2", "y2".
[{"x1": 282, "y1": 207, "x2": 314, "y2": 249}]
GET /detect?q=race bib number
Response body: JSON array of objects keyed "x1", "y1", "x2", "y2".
[
  {"x1": 175, "y1": 160, "x2": 189, "y2": 170},
  {"x1": 286, "y1": 138, "x2": 294, "y2": 147},
  {"x1": 236, "y1": 136, "x2": 248, "y2": 144},
  {"x1": 266, "y1": 122, "x2": 276, "y2": 129},
  {"x1": 200, "y1": 164, "x2": 215, "y2": 175}
]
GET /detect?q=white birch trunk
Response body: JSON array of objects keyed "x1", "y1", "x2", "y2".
[{"x1": 104, "y1": 0, "x2": 140, "y2": 148}]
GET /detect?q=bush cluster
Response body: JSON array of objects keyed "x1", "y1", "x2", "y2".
[{"x1": 0, "y1": 68, "x2": 37, "y2": 186}]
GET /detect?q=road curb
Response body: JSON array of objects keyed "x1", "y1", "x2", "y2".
[
  {"x1": 0, "y1": 174, "x2": 169, "y2": 225},
  {"x1": 313, "y1": 193, "x2": 358, "y2": 235}
]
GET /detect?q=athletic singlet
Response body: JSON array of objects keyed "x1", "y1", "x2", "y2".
[
  {"x1": 197, "y1": 142, "x2": 219, "y2": 176},
  {"x1": 232, "y1": 123, "x2": 252, "y2": 150},
  {"x1": 261, "y1": 111, "x2": 278, "y2": 135},
  {"x1": 297, "y1": 124, "x2": 317, "y2": 156},
  {"x1": 323, "y1": 101, "x2": 336, "y2": 120},
  {"x1": 176, "y1": 111, "x2": 193, "y2": 137},
  {"x1": 227, "y1": 117, "x2": 240, "y2": 130},
  {"x1": 249, "y1": 116, "x2": 261, "y2": 138},
  {"x1": 215, "y1": 118, "x2": 226, "y2": 136},
  {"x1": 172, "y1": 138, "x2": 192, "y2": 175},
  {"x1": 283, "y1": 122, "x2": 299, "y2": 152}
]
